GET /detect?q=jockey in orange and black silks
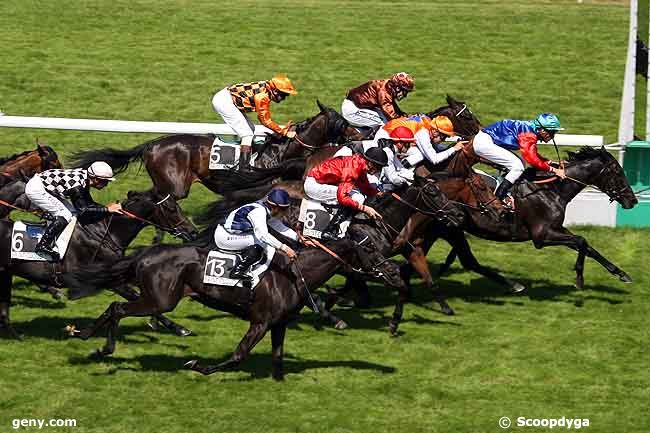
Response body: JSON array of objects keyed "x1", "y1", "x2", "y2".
[
  {"x1": 473, "y1": 113, "x2": 566, "y2": 203},
  {"x1": 211, "y1": 75, "x2": 298, "y2": 171}
]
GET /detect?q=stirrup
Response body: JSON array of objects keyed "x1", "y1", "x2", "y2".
[
  {"x1": 230, "y1": 269, "x2": 253, "y2": 281},
  {"x1": 35, "y1": 247, "x2": 60, "y2": 262}
]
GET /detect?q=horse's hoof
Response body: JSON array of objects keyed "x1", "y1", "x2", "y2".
[
  {"x1": 146, "y1": 319, "x2": 161, "y2": 332},
  {"x1": 334, "y1": 320, "x2": 348, "y2": 330},
  {"x1": 184, "y1": 360, "x2": 198, "y2": 370},
  {"x1": 574, "y1": 298, "x2": 584, "y2": 307},
  {"x1": 388, "y1": 321, "x2": 399, "y2": 337},
  {"x1": 619, "y1": 273, "x2": 633, "y2": 284},
  {"x1": 175, "y1": 327, "x2": 193, "y2": 337},
  {"x1": 272, "y1": 373, "x2": 285, "y2": 382},
  {"x1": 63, "y1": 324, "x2": 79, "y2": 337},
  {"x1": 440, "y1": 305, "x2": 455, "y2": 316},
  {"x1": 89, "y1": 349, "x2": 107, "y2": 360},
  {"x1": 511, "y1": 282, "x2": 527, "y2": 293},
  {"x1": 1, "y1": 325, "x2": 25, "y2": 341}
]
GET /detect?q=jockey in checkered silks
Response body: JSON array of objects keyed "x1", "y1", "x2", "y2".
[
  {"x1": 24, "y1": 161, "x2": 123, "y2": 261},
  {"x1": 211, "y1": 75, "x2": 298, "y2": 172}
]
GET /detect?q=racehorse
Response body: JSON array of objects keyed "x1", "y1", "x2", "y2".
[
  {"x1": 0, "y1": 189, "x2": 198, "y2": 339},
  {"x1": 198, "y1": 177, "x2": 485, "y2": 333},
  {"x1": 395, "y1": 146, "x2": 638, "y2": 296},
  {"x1": 70, "y1": 101, "x2": 354, "y2": 200},
  {"x1": 63, "y1": 238, "x2": 402, "y2": 381},
  {"x1": 212, "y1": 95, "x2": 482, "y2": 196},
  {"x1": 0, "y1": 142, "x2": 62, "y2": 179}
]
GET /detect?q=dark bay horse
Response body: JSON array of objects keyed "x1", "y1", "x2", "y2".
[
  {"x1": 63, "y1": 238, "x2": 400, "y2": 381},
  {"x1": 0, "y1": 143, "x2": 62, "y2": 218},
  {"x1": 0, "y1": 189, "x2": 198, "y2": 339},
  {"x1": 70, "y1": 101, "x2": 354, "y2": 200},
  {"x1": 0, "y1": 142, "x2": 62, "y2": 179},
  {"x1": 395, "y1": 146, "x2": 638, "y2": 298},
  {"x1": 199, "y1": 177, "x2": 474, "y2": 333}
]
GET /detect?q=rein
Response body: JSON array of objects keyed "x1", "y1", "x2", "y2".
[
  {"x1": 0, "y1": 199, "x2": 40, "y2": 215},
  {"x1": 119, "y1": 209, "x2": 184, "y2": 234}
]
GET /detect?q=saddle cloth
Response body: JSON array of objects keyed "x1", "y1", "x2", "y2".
[
  {"x1": 298, "y1": 198, "x2": 351, "y2": 239},
  {"x1": 10, "y1": 217, "x2": 77, "y2": 261},
  {"x1": 203, "y1": 243, "x2": 275, "y2": 288}
]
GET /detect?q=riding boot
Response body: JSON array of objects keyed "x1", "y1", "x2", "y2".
[
  {"x1": 238, "y1": 136, "x2": 253, "y2": 172},
  {"x1": 230, "y1": 245, "x2": 264, "y2": 281},
  {"x1": 495, "y1": 179, "x2": 513, "y2": 203},
  {"x1": 320, "y1": 207, "x2": 354, "y2": 241},
  {"x1": 35, "y1": 216, "x2": 68, "y2": 262}
]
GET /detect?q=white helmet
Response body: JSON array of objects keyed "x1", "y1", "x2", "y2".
[{"x1": 88, "y1": 161, "x2": 115, "y2": 181}]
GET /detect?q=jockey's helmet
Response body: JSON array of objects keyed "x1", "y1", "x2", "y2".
[
  {"x1": 389, "y1": 72, "x2": 414, "y2": 99},
  {"x1": 267, "y1": 188, "x2": 291, "y2": 207},
  {"x1": 534, "y1": 113, "x2": 564, "y2": 132},
  {"x1": 389, "y1": 126, "x2": 416, "y2": 142},
  {"x1": 363, "y1": 147, "x2": 389, "y2": 167},
  {"x1": 88, "y1": 161, "x2": 116, "y2": 181},
  {"x1": 270, "y1": 75, "x2": 298, "y2": 95},
  {"x1": 432, "y1": 116, "x2": 456, "y2": 137}
]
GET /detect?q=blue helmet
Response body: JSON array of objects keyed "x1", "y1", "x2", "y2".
[
  {"x1": 267, "y1": 188, "x2": 291, "y2": 207},
  {"x1": 534, "y1": 113, "x2": 565, "y2": 132}
]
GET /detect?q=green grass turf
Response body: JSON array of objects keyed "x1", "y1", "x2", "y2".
[{"x1": 1, "y1": 1, "x2": 649, "y2": 432}]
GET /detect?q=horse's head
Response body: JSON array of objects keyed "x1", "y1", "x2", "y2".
[
  {"x1": 427, "y1": 95, "x2": 481, "y2": 139},
  {"x1": 567, "y1": 147, "x2": 637, "y2": 209},
  {"x1": 36, "y1": 142, "x2": 63, "y2": 170},
  {"x1": 122, "y1": 189, "x2": 198, "y2": 241},
  {"x1": 289, "y1": 101, "x2": 350, "y2": 151},
  {"x1": 409, "y1": 175, "x2": 465, "y2": 227}
]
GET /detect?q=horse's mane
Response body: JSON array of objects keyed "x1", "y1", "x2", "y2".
[
  {"x1": 567, "y1": 146, "x2": 609, "y2": 161},
  {"x1": 0, "y1": 149, "x2": 36, "y2": 166}
]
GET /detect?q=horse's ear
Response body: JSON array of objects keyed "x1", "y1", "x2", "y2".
[
  {"x1": 412, "y1": 174, "x2": 425, "y2": 187},
  {"x1": 317, "y1": 99, "x2": 326, "y2": 112},
  {"x1": 127, "y1": 190, "x2": 136, "y2": 199},
  {"x1": 446, "y1": 94, "x2": 456, "y2": 106},
  {"x1": 567, "y1": 151, "x2": 577, "y2": 160}
]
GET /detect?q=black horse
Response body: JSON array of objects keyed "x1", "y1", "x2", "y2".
[
  {"x1": 63, "y1": 237, "x2": 401, "y2": 381},
  {"x1": 70, "y1": 101, "x2": 354, "y2": 200},
  {"x1": 396, "y1": 147, "x2": 638, "y2": 300},
  {"x1": 199, "y1": 177, "x2": 479, "y2": 333},
  {"x1": 0, "y1": 189, "x2": 198, "y2": 339}
]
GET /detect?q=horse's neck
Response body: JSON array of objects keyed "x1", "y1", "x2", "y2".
[
  {"x1": 300, "y1": 247, "x2": 349, "y2": 287},
  {"x1": 255, "y1": 141, "x2": 285, "y2": 168},
  {"x1": 83, "y1": 210, "x2": 147, "y2": 251},
  {"x1": 558, "y1": 159, "x2": 602, "y2": 203},
  {"x1": 379, "y1": 193, "x2": 417, "y2": 238},
  {"x1": 1, "y1": 154, "x2": 38, "y2": 176}
]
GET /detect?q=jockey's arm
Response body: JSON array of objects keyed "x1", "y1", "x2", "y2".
[
  {"x1": 381, "y1": 147, "x2": 408, "y2": 186},
  {"x1": 414, "y1": 129, "x2": 458, "y2": 165},
  {"x1": 254, "y1": 93, "x2": 288, "y2": 136},
  {"x1": 518, "y1": 132, "x2": 551, "y2": 171},
  {"x1": 247, "y1": 206, "x2": 287, "y2": 250},
  {"x1": 377, "y1": 88, "x2": 401, "y2": 120},
  {"x1": 66, "y1": 187, "x2": 109, "y2": 218},
  {"x1": 267, "y1": 217, "x2": 299, "y2": 243}
]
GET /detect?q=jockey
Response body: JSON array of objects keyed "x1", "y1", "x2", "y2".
[
  {"x1": 376, "y1": 126, "x2": 418, "y2": 188},
  {"x1": 212, "y1": 75, "x2": 298, "y2": 171},
  {"x1": 304, "y1": 148, "x2": 387, "y2": 240},
  {"x1": 375, "y1": 114, "x2": 464, "y2": 168},
  {"x1": 24, "y1": 161, "x2": 123, "y2": 261},
  {"x1": 341, "y1": 73, "x2": 414, "y2": 128},
  {"x1": 214, "y1": 188, "x2": 309, "y2": 280},
  {"x1": 474, "y1": 113, "x2": 566, "y2": 203}
]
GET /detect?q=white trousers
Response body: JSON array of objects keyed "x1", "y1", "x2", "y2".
[
  {"x1": 304, "y1": 176, "x2": 365, "y2": 206},
  {"x1": 212, "y1": 87, "x2": 255, "y2": 140},
  {"x1": 25, "y1": 176, "x2": 73, "y2": 221},
  {"x1": 341, "y1": 99, "x2": 386, "y2": 128},
  {"x1": 214, "y1": 224, "x2": 260, "y2": 251},
  {"x1": 472, "y1": 131, "x2": 524, "y2": 183}
]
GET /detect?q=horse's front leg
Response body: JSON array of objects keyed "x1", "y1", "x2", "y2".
[
  {"x1": 185, "y1": 322, "x2": 268, "y2": 375},
  {"x1": 0, "y1": 272, "x2": 23, "y2": 340},
  {"x1": 271, "y1": 323, "x2": 288, "y2": 381}
]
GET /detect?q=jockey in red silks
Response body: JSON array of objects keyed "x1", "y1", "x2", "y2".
[
  {"x1": 304, "y1": 148, "x2": 388, "y2": 240},
  {"x1": 474, "y1": 113, "x2": 567, "y2": 204}
]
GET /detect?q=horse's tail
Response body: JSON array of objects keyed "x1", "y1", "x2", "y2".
[
  {"x1": 214, "y1": 158, "x2": 306, "y2": 193},
  {"x1": 64, "y1": 249, "x2": 145, "y2": 299},
  {"x1": 70, "y1": 140, "x2": 151, "y2": 173}
]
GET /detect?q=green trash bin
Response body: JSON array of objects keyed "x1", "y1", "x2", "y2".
[{"x1": 617, "y1": 141, "x2": 650, "y2": 227}]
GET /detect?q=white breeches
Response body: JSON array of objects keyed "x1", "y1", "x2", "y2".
[
  {"x1": 472, "y1": 131, "x2": 524, "y2": 183},
  {"x1": 24, "y1": 177, "x2": 73, "y2": 222}
]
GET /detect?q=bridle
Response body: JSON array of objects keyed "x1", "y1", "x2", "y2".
[
  {"x1": 120, "y1": 193, "x2": 190, "y2": 238},
  {"x1": 561, "y1": 158, "x2": 630, "y2": 203}
]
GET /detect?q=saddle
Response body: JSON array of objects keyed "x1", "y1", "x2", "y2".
[
  {"x1": 521, "y1": 167, "x2": 557, "y2": 183},
  {"x1": 298, "y1": 198, "x2": 352, "y2": 239},
  {"x1": 202, "y1": 244, "x2": 274, "y2": 289},
  {"x1": 10, "y1": 217, "x2": 77, "y2": 262}
]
